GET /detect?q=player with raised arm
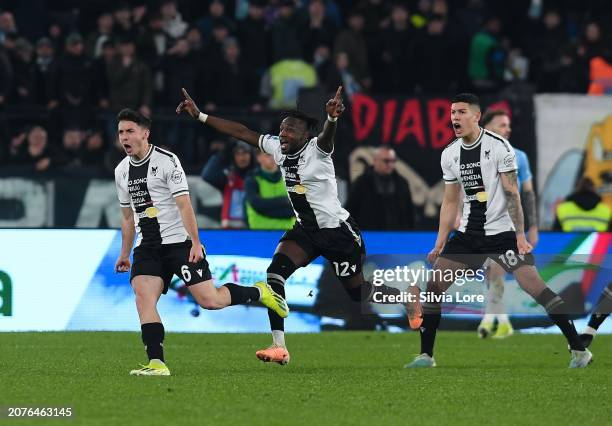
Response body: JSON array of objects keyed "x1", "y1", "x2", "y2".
[
  {"x1": 177, "y1": 87, "x2": 400, "y2": 365},
  {"x1": 405, "y1": 93, "x2": 592, "y2": 369},
  {"x1": 113, "y1": 109, "x2": 288, "y2": 376},
  {"x1": 477, "y1": 109, "x2": 540, "y2": 339}
]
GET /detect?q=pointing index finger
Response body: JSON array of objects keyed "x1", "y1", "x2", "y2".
[
  {"x1": 182, "y1": 87, "x2": 193, "y2": 101},
  {"x1": 334, "y1": 86, "x2": 343, "y2": 101}
]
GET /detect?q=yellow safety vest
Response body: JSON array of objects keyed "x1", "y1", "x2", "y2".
[{"x1": 556, "y1": 201, "x2": 610, "y2": 231}]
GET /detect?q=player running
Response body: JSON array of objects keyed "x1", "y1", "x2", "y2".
[
  {"x1": 177, "y1": 87, "x2": 399, "y2": 365},
  {"x1": 476, "y1": 109, "x2": 539, "y2": 339},
  {"x1": 113, "y1": 109, "x2": 288, "y2": 376},
  {"x1": 405, "y1": 93, "x2": 592, "y2": 369}
]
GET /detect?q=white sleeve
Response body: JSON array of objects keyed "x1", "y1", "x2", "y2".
[
  {"x1": 441, "y1": 150, "x2": 458, "y2": 184},
  {"x1": 165, "y1": 155, "x2": 189, "y2": 197},
  {"x1": 258, "y1": 134, "x2": 280, "y2": 155},
  {"x1": 114, "y1": 165, "x2": 131, "y2": 208},
  {"x1": 496, "y1": 141, "x2": 517, "y2": 173}
]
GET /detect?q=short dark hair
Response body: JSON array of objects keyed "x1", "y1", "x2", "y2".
[
  {"x1": 117, "y1": 108, "x2": 151, "y2": 129},
  {"x1": 281, "y1": 110, "x2": 319, "y2": 133},
  {"x1": 451, "y1": 93, "x2": 480, "y2": 108},
  {"x1": 481, "y1": 109, "x2": 509, "y2": 127}
]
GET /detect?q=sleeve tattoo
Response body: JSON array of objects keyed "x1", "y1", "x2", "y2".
[{"x1": 502, "y1": 172, "x2": 524, "y2": 233}]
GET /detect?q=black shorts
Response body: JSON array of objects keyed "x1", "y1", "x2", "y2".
[
  {"x1": 280, "y1": 217, "x2": 366, "y2": 280},
  {"x1": 130, "y1": 240, "x2": 212, "y2": 294},
  {"x1": 440, "y1": 231, "x2": 535, "y2": 273}
]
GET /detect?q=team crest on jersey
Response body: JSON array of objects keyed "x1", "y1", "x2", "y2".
[
  {"x1": 171, "y1": 169, "x2": 183, "y2": 184},
  {"x1": 484, "y1": 150, "x2": 490, "y2": 159},
  {"x1": 298, "y1": 155, "x2": 306, "y2": 166},
  {"x1": 151, "y1": 166, "x2": 158, "y2": 176},
  {"x1": 453, "y1": 156, "x2": 458, "y2": 163}
]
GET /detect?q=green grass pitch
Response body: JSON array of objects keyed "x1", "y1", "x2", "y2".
[{"x1": 2, "y1": 331, "x2": 610, "y2": 425}]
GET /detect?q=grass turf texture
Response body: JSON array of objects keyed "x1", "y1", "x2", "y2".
[{"x1": 1, "y1": 331, "x2": 610, "y2": 426}]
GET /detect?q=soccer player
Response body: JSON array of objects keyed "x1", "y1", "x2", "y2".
[
  {"x1": 177, "y1": 87, "x2": 398, "y2": 365},
  {"x1": 476, "y1": 109, "x2": 539, "y2": 339},
  {"x1": 113, "y1": 109, "x2": 288, "y2": 376},
  {"x1": 580, "y1": 282, "x2": 612, "y2": 347},
  {"x1": 405, "y1": 93, "x2": 592, "y2": 368}
]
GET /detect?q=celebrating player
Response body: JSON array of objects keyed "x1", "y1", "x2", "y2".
[
  {"x1": 177, "y1": 87, "x2": 399, "y2": 365},
  {"x1": 476, "y1": 109, "x2": 539, "y2": 339},
  {"x1": 113, "y1": 109, "x2": 288, "y2": 376},
  {"x1": 405, "y1": 93, "x2": 592, "y2": 368}
]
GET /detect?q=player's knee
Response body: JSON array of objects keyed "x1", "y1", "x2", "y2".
[{"x1": 267, "y1": 253, "x2": 297, "y2": 280}]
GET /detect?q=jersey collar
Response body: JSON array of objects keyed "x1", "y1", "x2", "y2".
[
  {"x1": 461, "y1": 128, "x2": 484, "y2": 150},
  {"x1": 286, "y1": 139, "x2": 311, "y2": 159},
  {"x1": 129, "y1": 144, "x2": 154, "y2": 166}
]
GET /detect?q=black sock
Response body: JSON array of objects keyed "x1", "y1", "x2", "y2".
[
  {"x1": 420, "y1": 303, "x2": 441, "y2": 357},
  {"x1": 588, "y1": 313, "x2": 610, "y2": 331},
  {"x1": 141, "y1": 322, "x2": 164, "y2": 362},
  {"x1": 536, "y1": 288, "x2": 584, "y2": 351},
  {"x1": 223, "y1": 283, "x2": 260, "y2": 305},
  {"x1": 267, "y1": 275, "x2": 285, "y2": 332},
  {"x1": 354, "y1": 281, "x2": 400, "y2": 302},
  {"x1": 590, "y1": 284, "x2": 612, "y2": 330}
]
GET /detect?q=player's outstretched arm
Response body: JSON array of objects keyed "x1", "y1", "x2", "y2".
[
  {"x1": 115, "y1": 207, "x2": 135, "y2": 272},
  {"x1": 428, "y1": 183, "x2": 460, "y2": 263},
  {"x1": 501, "y1": 171, "x2": 532, "y2": 254},
  {"x1": 176, "y1": 88, "x2": 260, "y2": 148},
  {"x1": 174, "y1": 194, "x2": 205, "y2": 263},
  {"x1": 317, "y1": 86, "x2": 345, "y2": 154},
  {"x1": 521, "y1": 179, "x2": 539, "y2": 247}
]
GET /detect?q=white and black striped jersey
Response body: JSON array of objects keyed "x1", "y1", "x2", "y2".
[
  {"x1": 441, "y1": 128, "x2": 518, "y2": 236},
  {"x1": 114, "y1": 145, "x2": 190, "y2": 247},
  {"x1": 259, "y1": 134, "x2": 350, "y2": 230}
]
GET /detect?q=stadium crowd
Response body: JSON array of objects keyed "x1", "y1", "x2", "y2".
[{"x1": 0, "y1": 0, "x2": 610, "y2": 229}]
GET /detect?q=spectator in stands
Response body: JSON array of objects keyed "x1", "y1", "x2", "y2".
[
  {"x1": 245, "y1": 151, "x2": 295, "y2": 230},
  {"x1": 261, "y1": 55, "x2": 318, "y2": 109},
  {"x1": 136, "y1": 12, "x2": 168, "y2": 70},
  {"x1": 91, "y1": 40, "x2": 115, "y2": 109},
  {"x1": 300, "y1": 0, "x2": 337, "y2": 64},
  {"x1": 346, "y1": 146, "x2": 415, "y2": 230},
  {"x1": 205, "y1": 37, "x2": 261, "y2": 110},
  {"x1": 113, "y1": 3, "x2": 137, "y2": 41},
  {"x1": 107, "y1": 37, "x2": 152, "y2": 116},
  {"x1": 10, "y1": 38, "x2": 35, "y2": 105},
  {"x1": 528, "y1": 8, "x2": 566, "y2": 92},
  {"x1": 59, "y1": 127, "x2": 84, "y2": 169},
  {"x1": 412, "y1": 14, "x2": 456, "y2": 93},
  {"x1": 47, "y1": 33, "x2": 93, "y2": 128},
  {"x1": 103, "y1": 136, "x2": 127, "y2": 177},
  {"x1": 34, "y1": 37, "x2": 54, "y2": 105},
  {"x1": 324, "y1": 51, "x2": 361, "y2": 98},
  {"x1": 160, "y1": 0, "x2": 188, "y2": 39},
  {"x1": 19, "y1": 125, "x2": 60, "y2": 174},
  {"x1": 85, "y1": 12, "x2": 114, "y2": 58},
  {"x1": 377, "y1": 2, "x2": 415, "y2": 94},
  {"x1": 554, "y1": 177, "x2": 611, "y2": 231},
  {"x1": 201, "y1": 141, "x2": 256, "y2": 229},
  {"x1": 334, "y1": 8, "x2": 371, "y2": 91},
  {"x1": 0, "y1": 11, "x2": 17, "y2": 43},
  {"x1": 468, "y1": 15, "x2": 505, "y2": 91},
  {"x1": 196, "y1": 0, "x2": 235, "y2": 42},
  {"x1": 237, "y1": 0, "x2": 270, "y2": 78},
  {"x1": 270, "y1": 0, "x2": 303, "y2": 62},
  {"x1": 81, "y1": 129, "x2": 106, "y2": 172}
]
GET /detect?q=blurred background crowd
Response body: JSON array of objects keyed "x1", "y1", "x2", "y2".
[{"x1": 0, "y1": 0, "x2": 610, "y2": 230}]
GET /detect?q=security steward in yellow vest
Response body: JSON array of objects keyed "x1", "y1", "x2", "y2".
[
  {"x1": 554, "y1": 177, "x2": 611, "y2": 231},
  {"x1": 245, "y1": 151, "x2": 296, "y2": 230}
]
